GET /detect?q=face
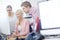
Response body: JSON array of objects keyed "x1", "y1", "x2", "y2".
[
  {"x1": 7, "y1": 7, "x2": 12, "y2": 13},
  {"x1": 22, "y1": 6, "x2": 30, "y2": 13},
  {"x1": 16, "y1": 12, "x2": 23, "y2": 19}
]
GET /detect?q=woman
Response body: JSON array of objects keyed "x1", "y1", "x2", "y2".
[{"x1": 12, "y1": 9, "x2": 30, "y2": 37}]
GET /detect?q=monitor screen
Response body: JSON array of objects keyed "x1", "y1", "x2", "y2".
[{"x1": 39, "y1": 0, "x2": 60, "y2": 29}]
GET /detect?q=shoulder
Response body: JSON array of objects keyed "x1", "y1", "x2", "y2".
[
  {"x1": 30, "y1": 7, "x2": 38, "y2": 11},
  {"x1": 30, "y1": 7, "x2": 38, "y2": 15}
]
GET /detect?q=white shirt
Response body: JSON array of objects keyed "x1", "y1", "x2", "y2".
[
  {"x1": 18, "y1": 25, "x2": 21, "y2": 32},
  {"x1": 8, "y1": 14, "x2": 17, "y2": 33}
]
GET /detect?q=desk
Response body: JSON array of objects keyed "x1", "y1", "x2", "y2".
[
  {"x1": 7, "y1": 36, "x2": 26, "y2": 40},
  {"x1": 18, "y1": 36, "x2": 26, "y2": 39}
]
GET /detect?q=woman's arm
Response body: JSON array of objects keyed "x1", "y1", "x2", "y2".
[
  {"x1": 15, "y1": 20, "x2": 19, "y2": 33},
  {"x1": 20, "y1": 20, "x2": 30, "y2": 36}
]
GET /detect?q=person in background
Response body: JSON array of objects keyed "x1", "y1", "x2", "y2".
[
  {"x1": 12, "y1": 9, "x2": 30, "y2": 37},
  {"x1": 21, "y1": 1, "x2": 41, "y2": 32},
  {"x1": 6, "y1": 5, "x2": 17, "y2": 33}
]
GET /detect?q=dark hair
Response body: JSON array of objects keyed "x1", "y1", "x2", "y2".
[
  {"x1": 21, "y1": 1, "x2": 32, "y2": 8},
  {"x1": 6, "y1": 5, "x2": 12, "y2": 9}
]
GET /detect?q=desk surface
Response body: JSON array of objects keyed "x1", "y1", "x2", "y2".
[{"x1": 7, "y1": 36, "x2": 26, "y2": 40}]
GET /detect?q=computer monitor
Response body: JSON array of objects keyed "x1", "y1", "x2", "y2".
[
  {"x1": 0, "y1": 13, "x2": 11, "y2": 35},
  {"x1": 39, "y1": 0, "x2": 60, "y2": 35},
  {"x1": 0, "y1": 6, "x2": 11, "y2": 35},
  {"x1": 39, "y1": 0, "x2": 60, "y2": 30}
]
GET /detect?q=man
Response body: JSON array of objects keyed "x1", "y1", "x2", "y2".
[
  {"x1": 6, "y1": 5, "x2": 17, "y2": 33},
  {"x1": 21, "y1": 1, "x2": 41, "y2": 32}
]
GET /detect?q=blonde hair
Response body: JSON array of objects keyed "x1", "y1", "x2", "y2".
[{"x1": 16, "y1": 9, "x2": 23, "y2": 15}]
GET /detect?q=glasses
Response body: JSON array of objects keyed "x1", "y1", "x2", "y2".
[{"x1": 7, "y1": 10, "x2": 12, "y2": 11}]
